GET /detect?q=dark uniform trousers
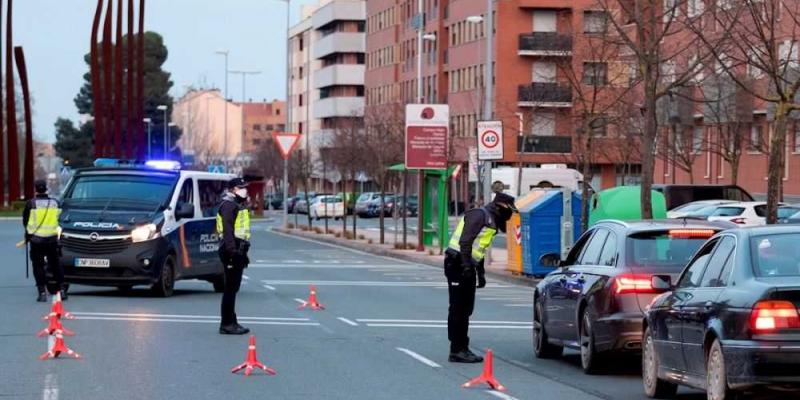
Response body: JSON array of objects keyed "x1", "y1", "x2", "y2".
[
  {"x1": 219, "y1": 250, "x2": 248, "y2": 326},
  {"x1": 444, "y1": 253, "x2": 477, "y2": 353},
  {"x1": 31, "y1": 241, "x2": 63, "y2": 288}
]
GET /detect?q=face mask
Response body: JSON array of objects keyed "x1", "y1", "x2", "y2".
[{"x1": 235, "y1": 188, "x2": 248, "y2": 199}]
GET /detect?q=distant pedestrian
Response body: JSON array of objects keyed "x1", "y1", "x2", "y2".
[
  {"x1": 444, "y1": 188, "x2": 517, "y2": 362},
  {"x1": 216, "y1": 178, "x2": 252, "y2": 335},
  {"x1": 23, "y1": 180, "x2": 64, "y2": 302}
]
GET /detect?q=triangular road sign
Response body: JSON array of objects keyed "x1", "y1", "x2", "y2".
[{"x1": 272, "y1": 132, "x2": 301, "y2": 160}]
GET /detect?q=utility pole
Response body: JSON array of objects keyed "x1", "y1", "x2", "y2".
[{"x1": 483, "y1": 0, "x2": 494, "y2": 206}]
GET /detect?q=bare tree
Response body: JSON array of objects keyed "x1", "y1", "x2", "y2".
[
  {"x1": 329, "y1": 113, "x2": 366, "y2": 238},
  {"x1": 289, "y1": 147, "x2": 314, "y2": 230}
]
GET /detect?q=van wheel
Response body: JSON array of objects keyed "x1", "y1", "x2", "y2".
[
  {"x1": 211, "y1": 276, "x2": 225, "y2": 293},
  {"x1": 152, "y1": 255, "x2": 175, "y2": 297}
]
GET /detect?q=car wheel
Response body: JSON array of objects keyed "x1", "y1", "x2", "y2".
[
  {"x1": 211, "y1": 276, "x2": 225, "y2": 293},
  {"x1": 151, "y1": 255, "x2": 175, "y2": 297},
  {"x1": 580, "y1": 311, "x2": 605, "y2": 374},
  {"x1": 643, "y1": 327, "x2": 679, "y2": 398},
  {"x1": 533, "y1": 297, "x2": 563, "y2": 358},
  {"x1": 707, "y1": 339, "x2": 738, "y2": 400}
]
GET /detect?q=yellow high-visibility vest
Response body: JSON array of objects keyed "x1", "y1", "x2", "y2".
[
  {"x1": 216, "y1": 203, "x2": 251, "y2": 241},
  {"x1": 447, "y1": 209, "x2": 497, "y2": 263},
  {"x1": 27, "y1": 198, "x2": 61, "y2": 238}
]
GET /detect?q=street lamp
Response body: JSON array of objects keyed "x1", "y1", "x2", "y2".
[
  {"x1": 157, "y1": 104, "x2": 168, "y2": 159},
  {"x1": 215, "y1": 50, "x2": 230, "y2": 162},
  {"x1": 467, "y1": 15, "x2": 484, "y2": 204},
  {"x1": 143, "y1": 117, "x2": 152, "y2": 159},
  {"x1": 271, "y1": 0, "x2": 293, "y2": 229},
  {"x1": 229, "y1": 70, "x2": 262, "y2": 102}
]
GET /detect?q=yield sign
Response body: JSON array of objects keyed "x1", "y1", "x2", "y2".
[{"x1": 272, "y1": 132, "x2": 301, "y2": 160}]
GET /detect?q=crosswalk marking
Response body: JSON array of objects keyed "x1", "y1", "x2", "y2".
[
  {"x1": 260, "y1": 279, "x2": 509, "y2": 288},
  {"x1": 396, "y1": 348, "x2": 441, "y2": 368}
]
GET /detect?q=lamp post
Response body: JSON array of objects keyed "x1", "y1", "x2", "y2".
[
  {"x1": 482, "y1": 0, "x2": 495, "y2": 207},
  {"x1": 467, "y1": 15, "x2": 484, "y2": 207},
  {"x1": 415, "y1": 0, "x2": 437, "y2": 251},
  {"x1": 272, "y1": 0, "x2": 292, "y2": 229},
  {"x1": 229, "y1": 70, "x2": 262, "y2": 102},
  {"x1": 143, "y1": 117, "x2": 152, "y2": 159},
  {"x1": 168, "y1": 122, "x2": 177, "y2": 158},
  {"x1": 215, "y1": 50, "x2": 230, "y2": 163},
  {"x1": 157, "y1": 104, "x2": 168, "y2": 158}
]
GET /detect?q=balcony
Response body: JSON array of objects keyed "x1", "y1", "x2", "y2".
[
  {"x1": 313, "y1": 96, "x2": 364, "y2": 119},
  {"x1": 518, "y1": 32, "x2": 573, "y2": 56},
  {"x1": 314, "y1": 64, "x2": 365, "y2": 89},
  {"x1": 313, "y1": 32, "x2": 365, "y2": 59},
  {"x1": 517, "y1": 135, "x2": 572, "y2": 154},
  {"x1": 312, "y1": 1, "x2": 366, "y2": 30},
  {"x1": 518, "y1": 83, "x2": 573, "y2": 107}
]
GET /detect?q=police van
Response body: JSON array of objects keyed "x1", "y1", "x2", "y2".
[{"x1": 57, "y1": 159, "x2": 235, "y2": 297}]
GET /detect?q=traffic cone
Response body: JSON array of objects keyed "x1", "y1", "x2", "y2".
[
  {"x1": 298, "y1": 285, "x2": 325, "y2": 310},
  {"x1": 37, "y1": 312, "x2": 75, "y2": 337},
  {"x1": 39, "y1": 331, "x2": 81, "y2": 360},
  {"x1": 462, "y1": 349, "x2": 506, "y2": 392},
  {"x1": 231, "y1": 336, "x2": 276, "y2": 377},
  {"x1": 43, "y1": 292, "x2": 74, "y2": 320}
]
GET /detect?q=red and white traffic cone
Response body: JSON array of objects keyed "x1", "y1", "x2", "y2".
[
  {"x1": 231, "y1": 336, "x2": 276, "y2": 377},
  {"x1": 462, "y1": 349, "x2": 506, "y2": 392},
  {"x1": 37, "y1": 312, "x2": 75, "y2": 337},
  {"x1": 43, "y1": 292, "x2": 74, "y2": 320},
  {"x1": 39, "y1": 331, "x2": 81, "y2": 360},
  {"x1": 298, "y1": 285, "x2": 325, "y2": 310}
]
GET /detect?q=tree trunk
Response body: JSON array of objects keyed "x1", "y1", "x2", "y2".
[
  {"x1": 379, "y1": 183, "x2": 385, "y2": 245},
  {"x1": 640, "y1": 77, "x2": 658, "y2": 219},
  {"x1": 351, "y1": 177, "x2": 357, "y2": 239},
  {"x1": 766, "y1": 106, "x2": 788, "y2": 224}
]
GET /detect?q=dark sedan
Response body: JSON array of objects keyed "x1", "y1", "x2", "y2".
[
  {"x1": 533, "y1": 219, "x2": 728, "y2": 374},
  {"x1": 643, "y1": 226, "x2": 800, "y2": 399}
]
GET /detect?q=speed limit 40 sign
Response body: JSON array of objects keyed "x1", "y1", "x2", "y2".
[{"x1": 477, "y1": 120, "x2": 503, "y2": 161}]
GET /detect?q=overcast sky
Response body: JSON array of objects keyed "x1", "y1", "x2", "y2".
[{"x1": 16, "y1": 0, "x2": 317, "y2": 143}]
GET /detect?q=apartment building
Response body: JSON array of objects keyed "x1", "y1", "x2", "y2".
[{"x1": 241, "y1": 100, "x2": 286, "y2": 154}]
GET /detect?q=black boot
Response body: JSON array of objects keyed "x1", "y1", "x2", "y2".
[
  {"x1": 219, "y1": 323, "x2": 250, "y2": 335},
  {"x1": 36, "y1": 287, "x2": 47, "y2": 302},
  {"x1": 449, "y1": 348, "x2": 484, "y2": 363},
  {"x1": 60, "y1": 285, "x2": 69, "y2": 301}
]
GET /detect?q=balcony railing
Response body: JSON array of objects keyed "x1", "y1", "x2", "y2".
[
  {"x1": 517, "y1": 135, "x2": 572, "y2": 154},
  {"x1": 518, "y1": 32, "x2": 573, "y2": 56},
  {"x1": 518, "y1": 83, "x2": 573, "y2": 107}
]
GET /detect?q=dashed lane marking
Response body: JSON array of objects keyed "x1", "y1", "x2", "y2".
[
  {"x1": 294, "y1": 298, "x2": 307, "y2": 305},
  {"x1": 337, "y1": 317, "x2": 358, "y2": 326},
  {"x1": 71, "y1": 311, "x2": 310, "y2": 321},
  {"x1": 366, "y1": 324, "x2": 532, "y2": 329},
  {"x1": 356, "y1": 319, "x2": 531, "y2": 324},
  {"x1": 260, "y1": 279, "x2": 509, "y2": 288},
  {"x1": 395, "y1": 347, "x2": 441, "y2": 368},
  {"x1": 249, "y1": 263, "x2": 414, "y2": 269},
  {"x1": 262, "y1": 284, "x2": 276, "y2": 291},
  {"x1": 504, "y1": 304, "x2": 533, "y2": 308},
  {"x1": 486, "y1": 390, "x2": 520, "y2": 400},
  {"x1": 73, "y1": 316, "x2": 319, "y2": 326}
]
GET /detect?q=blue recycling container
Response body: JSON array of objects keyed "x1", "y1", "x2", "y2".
[{"x1": 520, "y1": 190, "x2": 583, "y2": 277}]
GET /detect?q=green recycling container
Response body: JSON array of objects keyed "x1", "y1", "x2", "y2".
[{"x1": 588, "y1": 186, "x2": 667, "y2": 226}]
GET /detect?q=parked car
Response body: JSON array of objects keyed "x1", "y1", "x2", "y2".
[
  {"x1": 287, "y1": 192, "x2": 309, "y2": 214},
  {"x1": 366, "y1": 194, "x2": 411, "y2": 217},
  {"x1": 310, "y1": 195, "x2": 345, "y2": 220},
  {"x1": 265, "y1": 193, "x2": 283, "y2": 210},
  {"x1": 533, "y1": 219, "x2": 729, "y2": 374},
  {"x1": 666, "y1": 200, "x2": 736, "y2": 219},
  {"x1": 642, "y1": 226, "x2": 800, "y2": 399},
  {"x1": 777, "y1": 205, "x2": 800, "y2": 224},
  {"x1": 336, "y1": 192, "x2": 357, "y2": 215},
  {"x1": 651, "y1": 184, "x2": 754, "y2": 211},
  {"x1": 707, "y1": 201, "x2": 786, "y2": 226},
  {"x1": 294, "y1": 192, "x2": 326, "y2": 215},
  {"x1": 356, "y1": 192, "x2": 394, "y2": 217}
]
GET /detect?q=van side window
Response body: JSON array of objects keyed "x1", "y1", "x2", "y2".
[
  {"x1": 198, "y1": 179, "x2": 225, "y2": 217},
  {"x1": 178, "y1": 179, "x2": 194, "y2": 205}
]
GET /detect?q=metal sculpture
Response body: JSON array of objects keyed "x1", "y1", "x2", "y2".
[
  {"x1": 101, "y1": 0, "x2": 113, "y2": 157},
  {"x1": 6, "y1": 0, "x2": 18, "y2": 202},
  {"x1": 14, "y1": 46, "x2": 33, "y2": 200},
  {"x1": 91, "y1": 0, "x2": 105, "y2": 158}
]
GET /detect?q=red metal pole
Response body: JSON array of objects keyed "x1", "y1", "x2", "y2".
[
  {"x1": 126, "y1": 0, "x2": 134, "y2": 159},
  {"x1": 114, "y1": 0, "x2": 124, "y2": 158},
  {"x1": 14, "y1": 47, "x2": 33, "y2": 199},
  {"x1": 0, "y1": 0, "x2": 5, "y2": 206},
  {"x1": 91, "y1": 0, "x2": 105, "y2": 158},
  {"x1": 137, "y1": 0, "x2": 145, "y2": 160},
  {"x1": 102, "y1": 0, "x2": 113, "y2": 158},
  {"x1": 6, "y1": 0, "x2": 19, "y2": 203}
]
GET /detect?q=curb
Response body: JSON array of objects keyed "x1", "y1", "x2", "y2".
[{"x1": 275, "y1": 228, "x2": 539, "y2": 288}]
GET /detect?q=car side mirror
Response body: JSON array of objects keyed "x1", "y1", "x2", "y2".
[
  {"x1": 175, "y1": 202, "x2": 195, "y2": 220},
  {"x1": 652, "y1": 275, "x2": 672, "y2": 291},
  {"x1": 539, "y1": 252, "x2": 562, "y2": 267}
]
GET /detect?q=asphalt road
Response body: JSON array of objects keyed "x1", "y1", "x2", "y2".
[{"x1": 0, "y1": 219, "x2": 711, "y2": 400}]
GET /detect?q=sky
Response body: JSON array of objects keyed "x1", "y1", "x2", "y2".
[{"x1": 16, "y1": 0, "x2": 318, "y2": 143}]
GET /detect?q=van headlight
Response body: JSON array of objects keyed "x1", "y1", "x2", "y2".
[{"x1": 131, "y1": 223, "x2": 159, "y2": 243}]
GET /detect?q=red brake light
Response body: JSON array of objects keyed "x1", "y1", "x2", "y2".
[
  {"x1": 730, "y1": 218, "x2": 747, "y2": 224},
  {"x1": 668, "y1": 229, "x2": 716, "y2": 238},
  {"x1": 614, "y1": 274, "x2": 654, "y2": 294},
  {"x1": 750, "y1": 301, "x2": 800, "y2": 333}
]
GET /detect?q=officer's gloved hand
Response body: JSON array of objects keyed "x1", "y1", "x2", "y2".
[
  {"x1": 477, "y1": 274, "x2": 486, "y2": 289},
  {"x1": 461, "y1": 259, "x2": 477, "y2": 281}
]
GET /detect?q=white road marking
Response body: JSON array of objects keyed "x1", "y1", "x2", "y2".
[
  {"x1": 73, "y1": 316, "x2": 319, "y2": 326},
  {"x1": 262, "y1": 284, "x2": 276, "y2": 291},
  {"x1": 396, "y1": 347, "x2": 441, "y2": 368},
  {"x1": 504, "y1": 304, "x2": 533, "y2": 308},
  {"x1": 486, "y1": 390, "x2": 520, "y2": 400},
  {"x1": 294, "y1": 298, "x2": 307, "y2": 305},
  {"x1": 367, "y1": 324, "x2": 532, "y2": 329},
  {"x1": 337, "y1": 317, "x2": 358, "y2": 326},
  {"x1": 260, "y1": 279, "x2": 509, "y2": 288},
  {"x1": 71, "y1": 311, "x2": 309, "y2": 321},
  {"x1": 356, "y1": 319, "x2": 531, "y2": 324},
  {"x1": 250, "y1": 264, "x2": 411, "y2": 269},
  {"x1": 42, "y1": 373, "x2": 58, "y2": 400},
  {"x1": 242, "y1": 275, "x2": 250, "y2": 280}
]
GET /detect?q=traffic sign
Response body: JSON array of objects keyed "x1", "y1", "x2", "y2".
[
  {"x1": 477, "y1": 120, "x2": 503, "y2": 161},
  {"x1": 405, "y1": 104, "x2": 449, "y2": 170},
  {"x1": 273, "y1": 132, "x2": 301, "y2": 160},
  {"x1": 208, "y1": 165, "x2": 226, "y2": 173}
]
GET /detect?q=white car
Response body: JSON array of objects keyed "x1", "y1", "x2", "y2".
[
  {"x1": 667, "y1": 199, "x2": 736, "y2": 219},
  {"x1": 310, "y1": 195, "x2": 345, "y2": 220},
  {"x1": 707, "y1": 201, "x2": 784, "y2": 226}
]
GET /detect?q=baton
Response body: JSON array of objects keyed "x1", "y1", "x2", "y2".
[{"x1": 23, "y1": 239, "x2": 29, "y2": 279}]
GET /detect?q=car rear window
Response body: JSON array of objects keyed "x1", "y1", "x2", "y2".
[
  {"x1": 711, "y1": 207, "x2": 745, "y2": 217},
  {"x1": 778, "y1": 207, "x2": 800, "y2": 219},
  {"x1": 751, "y1": 233, "x2": 800, "y2": 277},
  {"x1": 626, "y1": 230, "x2": 716, "y2": 270}
]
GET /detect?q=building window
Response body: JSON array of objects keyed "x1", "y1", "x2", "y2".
[
  {"x1": 589, "y1": 115, "x2": 608, "y2": 136},
  {"x1": 299, "y1": 37, "x2": 304, "y2": 51},
  {"x1": 794, "y1": 126, "x2": 800, "y2": 153},
  {"x1": 749, "y1": 124, "x2": 764, "y2": 152},
  {"x1": 692, "y1": 127, "x2": 704, "y2": 154},
  {"x1": 687, "y1": 0, "x2": 705, "y2": 17},
  {"x1": 253, "y1": 139, "x2": 262, "y2": 146},
  {"x1": 583, "y1": 11, "x2": 608, "y2": 33},
  {"x1": 299, "y1": 94, "x2": 304, "y2": 107},
  {"x1": 299, "y1": 66, "x2": 304, "y2": 79},
  {"x1": 298, "y1": 122, "x2": 303, "y2": 134},
  {"x1": 582, "y1": 62, "x2": 608, "y2": 86},
  {"x1": 253, "y1": 124, "x2": 262, "y2": 131}
]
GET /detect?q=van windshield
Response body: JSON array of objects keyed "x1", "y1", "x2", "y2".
[{"x1": 64, "y1": 174, "x2": 177, "y2": 210}]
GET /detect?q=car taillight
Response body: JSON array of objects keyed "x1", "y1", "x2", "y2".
[
  {"x1": 730, "y1": 218, "x2": 747, "y2": 224},
  {"x1": 614, "y1": 274, "x2": 654, "y2": 294},
  {"x1": 750, "y1": 301, "x2": 800, "y2": 332}
]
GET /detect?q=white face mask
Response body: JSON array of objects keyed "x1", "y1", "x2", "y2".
[{"x1": 235, "y1": 188, "x2": 248, "y2": 199}]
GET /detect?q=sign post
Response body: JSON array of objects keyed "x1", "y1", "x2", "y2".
[
  {"x1": 273, "y1": 132, "x2": 301, "y2": 229},
  {"x1": 405, "y1": 104, "x2": 449, "y2": 251}
]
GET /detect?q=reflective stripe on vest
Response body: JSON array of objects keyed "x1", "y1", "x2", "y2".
[
  {"x1": 447, "y1": 214, "x2": 497, "y2": 262},
  {"x1": 216, "y1": 204, "x2": 251, "y2": 241},
  {"x1": 27, "y1": 199, "x2": 61, "y2": 238}
]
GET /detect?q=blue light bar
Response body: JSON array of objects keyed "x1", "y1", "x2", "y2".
[
  {"x1": 145, "y1": 160, "x2": 181, "y2": 170},
  {"x1": 94, "y1": 158, "x2": 121, "y2": 167}
]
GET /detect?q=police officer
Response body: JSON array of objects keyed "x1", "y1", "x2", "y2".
[
  {"x1": 23, "y1": 180, "x2": 64, "y2": 302},
  {"x1": 216, "y1": 178, "x2": 251, "y2": 335},
  {"x1": 444, "y1": 190, "x2": 517, "y2": 362}
]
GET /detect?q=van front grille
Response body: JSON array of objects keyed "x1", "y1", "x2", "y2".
[{"x1": 61, "y1": 235, "x2": 131, "y2": 254}]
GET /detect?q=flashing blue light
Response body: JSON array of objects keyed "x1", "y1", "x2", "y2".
[
  {"x1": 94, "y1": 158, "x2": 121, "y2": 167},
  {"x1": 145, "y1": 160, "x2": 182, "y2": 170}
]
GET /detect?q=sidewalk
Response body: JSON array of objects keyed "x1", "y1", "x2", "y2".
[{"x1": 274, "y1": 222, "x2": 538, "y2": 288}]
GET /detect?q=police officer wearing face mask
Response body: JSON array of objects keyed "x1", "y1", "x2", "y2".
[
  {"x1": 216, "y1": 178, "x2": 251, "y2": 335},
  {"x1": 444, "y1": 190, "x2": 518, "y2": 362},
  {"x1": 23, "y1": 180, "x2": 64, "y2": 302}
]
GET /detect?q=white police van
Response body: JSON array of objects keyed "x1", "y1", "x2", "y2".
[{"x1": 58, "y1": 159, "x2": 235, "y2": 297}]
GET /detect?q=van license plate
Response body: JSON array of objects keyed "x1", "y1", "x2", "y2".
[{"x1": 75, "y1": 258, "x2": 110, "y2": 268}]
